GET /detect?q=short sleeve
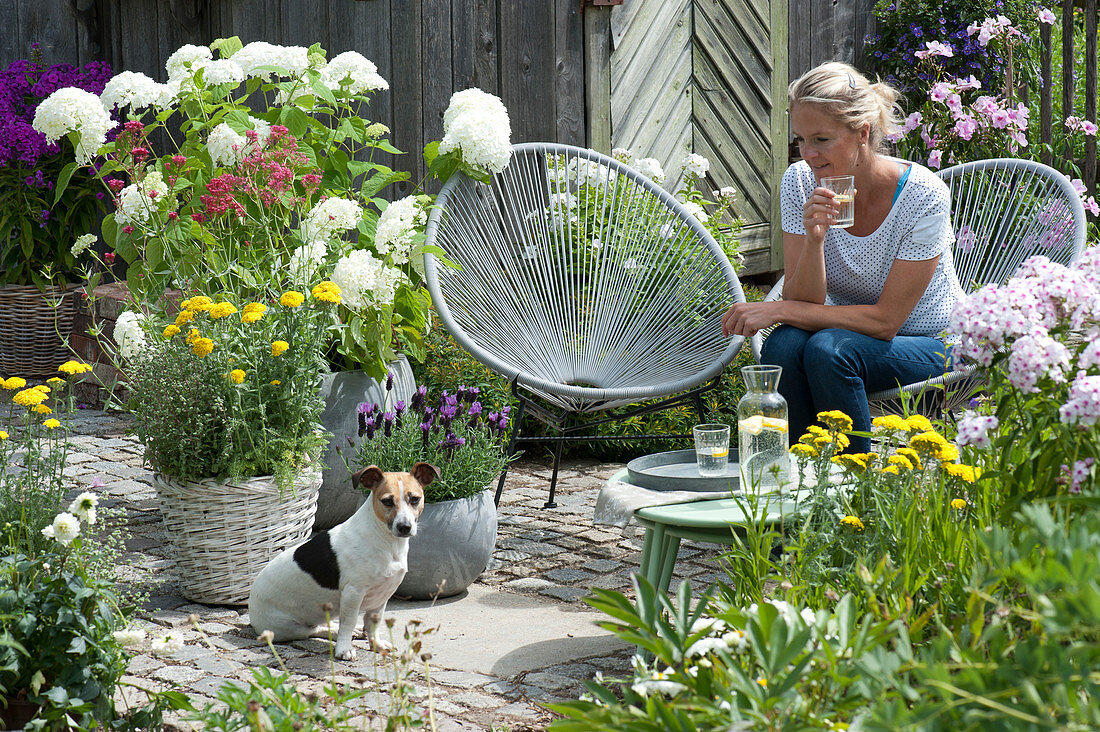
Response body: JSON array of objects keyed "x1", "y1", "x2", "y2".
[
  {"x1": 896, "y1": 178, "x2": 955, "y2": 261},
  {"x1": 780, "y1": 164, "x2": 809, "y2": 235}
]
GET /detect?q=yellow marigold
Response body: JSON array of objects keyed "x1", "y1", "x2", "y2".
[
  {"x1": 269, "y1": 379, "x2": 281, "y2": 386},
  {"x1": 241, "y1": 302, "x2": 267, "y2": 324},
  {"x1": 191, "y1": 337, "x2": 214, "y2": 358},
  {"x1": 1, "y1": 377, "x2": 26, "y2": 390},
  {"x1": 175, "y1": 309, "x2": 195, "y2": 327},
  {"x1": 790, "y1": 443, "x2": 817, "y2": 459},
  {"x1": 894, "y1": 447, "x2": 922, "y2": 470},
  {"x1": 12, "y1": 388, "x2": 48, "y2": 406},
  {"x1": 57, "y1": 360, "x2": 93, "y2": 375},
  {"x1": 311, "y1": 281, "x2": 342, "y2": 304},
  {"x1": 280, "y1": 290, "x2": 305, "y2": 308},
  {"x1": 817, "y1": 410, "x2": 853, "y2": 433},
  {"x1": 163, "y1": 324, "x2": 181, "y2": 338},
  {"x1": 909, "y1": 430, "x2": 948, "y2": 457},
  {"x1": 33, "y1": 404, "x2": 52, "y2": 415},
  {"x1": 271, "y1": 340, "x2": 290, "y2": 357},
  {"x1": 43, "y1": 418, "x2": 61, "y2": 430},
  {"x1": 209, "y1": 301, "x2": 239, "y2": 319},
  {"x1": 872, "y1": 414, "x2": 909, "y2": 433},
  {"x1": 944, "y1": 463, "x2": 979, "y2": 483},
  {"x1": 183, "y1": 295, "x2": 213, "y2": 312},
  {"x1": 840, "y1": 515, "x2": 865, "y2": 531},
  {"x1": 887, "y1": 454, "x2": 915, "y2": 471},
  {"x1": 950, "y1": 497, "x2": 968, "y2": 510},
  {"x1": 229, "y1": 369, "x2": 246, "y2": 384},
  {"x1": 905, "y1": 414, "x2": 935, "y2": 433}
]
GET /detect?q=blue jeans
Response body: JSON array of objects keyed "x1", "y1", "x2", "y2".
[{"x1": 760, "y1": 326, "x2": 951, "y2": 452}]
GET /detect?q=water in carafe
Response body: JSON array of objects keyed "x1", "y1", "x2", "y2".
[{"x1": 737, "y1": 365, "x2": 789, "y2": 491}]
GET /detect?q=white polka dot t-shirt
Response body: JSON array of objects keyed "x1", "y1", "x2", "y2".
[{"x1": 780, "y1": 158, "x2": 964, "y2": 338}]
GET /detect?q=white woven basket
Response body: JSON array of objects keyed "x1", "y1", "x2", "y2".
[{"x1": 152, "y1": 469, "x2": 322, "y2": 606}]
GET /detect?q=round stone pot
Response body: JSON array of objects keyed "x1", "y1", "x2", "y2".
[
  {"x1": 397, "y1": 488, "x2": 498, "y2": 600},
  {"x1": 315, "y1": 358, "x2": 416, "y2": 530}
]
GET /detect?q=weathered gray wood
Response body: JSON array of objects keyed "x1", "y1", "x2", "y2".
[
  {"x1": 19, "y1": 0, "x2": 80, "y2": 66},
  {"x1": 584, "y1": 6, "x2": 612, "y2": 152},
  {"x1": 1086, "y1": 0, "x2": 1097, "y2": 202},
  {"x1": 282, "y1": 0, "x2": 327, "y2": 48},
  {"x1": 422, "y1": 0, "x2": 453, "y2": 148},
  {"x1": 554, "y1": 0, "x2": 584, "y2": 146},
  {"x1": 224, "y1": 0, "x2": 281, "y2": 45},
  {"x1": 768, "y1": 0, "x2": 788, "y2": 271},
  {"x1": 500, "y1": 0, "x2": 555, "y2": 142}
]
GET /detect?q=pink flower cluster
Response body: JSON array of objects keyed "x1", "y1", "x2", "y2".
[
  {"x1": 1062, "y1": 457, "x2": 1095, "y2": 493},
  {"x1": 1067, "y1": 176, "x2": 1100, "y2": 217},
  {"x1": 1060, "y1": 373, "x2": 1100, "y2": 426},
  {"x1": 966, "y1": 15, "x2": 1021, "y2": 46},
  {"x1": 1006, "y1": 330, "x2": 1071, "y2": 392},
  {"x1": 956, "y1": 410, "x2": 999, "y2": 448}
]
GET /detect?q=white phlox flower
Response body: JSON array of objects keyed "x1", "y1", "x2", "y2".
[
  {"x1": 634, "y1": 157, "x2": 665, "y2": 184},
  {"x1": 100, "y1": 71, "x2": 163, "y2": 112},
  {"x1": 374, "y1": 196, "x2": 428, "y2": 263},
  {"x1": 112, "y1": 629, "x2": 146, "y2": 648},
  {"x1": 1006, "y1": 330, "x2": 1071, "y2": 393},
  {"x1": 549, "y1": 192, "x2": 577, "y2": 211},
  {"x1": 69, "y1": 492, "x2": 99, "y2": 525},
  {"x1": 956, "y1": 410, "x2": 999, "y2": 448},
  {"x1": 32, "y1": 87, "x2": 114, "y2": 164},
  {"x1": 113, "y1": 310, "x2": 148, "y2": 362},
  {"x1": 115, "y1": 170, "x2": 169, "y2": 227},
  {"x1": 569, "y1": 158, "x2": 610, "y2": 188},
  {"x1": 150, "y1": 633, "x2": 185, "y2": 656},
  {"x1": 630, "y1": 668, "x2": 686, "y2": 697},
  {"x1": 685, "y1": 636, "x2": 729, "y2": 657},
  {"x1": 714, "y1": 186, "x2": 737, "y2": 202},
  {"x1": 611, "y1": 147, "x2": 634, "y2": 164},
  {"x1": 1060, "y1": 373, "x2": 1100, "y2": 426},
  {"x1": 43, "y1": 512, "x2": 80, "y2": 546},
  {"x1": 683, "y1": 153, "x2": 710, "y2": 178},
  {"x1": 681, "y1": 200, "x2": 709, "y2": 224},
  {"x1": 301, "y1": 197, "x2": 364, "y2": 242},
  {"x1": 438, "y1": 88, "x2": 512, "y2": 174},
  {"x1": 321, "y1": 51, "x2": 389, "y2": 94}
]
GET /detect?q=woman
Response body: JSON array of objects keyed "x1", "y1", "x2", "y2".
[{"x1": 721, "y1": 62, "x2": 964, "y2": 451}]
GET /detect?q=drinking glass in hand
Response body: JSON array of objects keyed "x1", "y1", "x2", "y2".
[
  {"x1": 822, "y1": 175, "x2": 855, "y2": 228},
  {"x1": 693, "y1": 424, "x2": 730, "y2": 477}
]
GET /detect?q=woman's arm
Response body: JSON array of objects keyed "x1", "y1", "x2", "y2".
[
  {"x1": 721, "y1": 255, "x2": 940, "y2": 341},
  {"x1": 779, "y1": 186, "x2": 844, "y2": 304}
]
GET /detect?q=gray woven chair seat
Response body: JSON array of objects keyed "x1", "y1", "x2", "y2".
[{"x1": 425, "y1": 142, "x2": 746, "y2": 414}]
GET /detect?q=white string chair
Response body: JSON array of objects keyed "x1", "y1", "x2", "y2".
[
  {"x1": 750, "y1": 157, "x2": 1089, "y2": 416},
  {"x1": 424, "y1": 143, "x2": 746, "y2": 507}
]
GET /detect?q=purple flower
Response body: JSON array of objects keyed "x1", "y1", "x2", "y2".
[
  {"x1": 438, "y1": 432, "x2": 466, "y2": 453},
  {"x1": 410, "y1": 385, "x2": 428, "y2": 412},
  {"x1": 357, "y1": 402, "x2": 377, "y2": 416},
  {"x1": 365, "y1": 421, "x2": 376, "y2": 440},
  {"x1": 420, "y1": 421, "x2": 433, "y2": 445},
  {"x1": 393, "y1": 400, "x2": 406, "y2": 416},
  {"x1": 385, "y1": 371, "x2": 394, "y2": 391},
  {"x1": 383, "y1": 411, "x2": 395, "y2": 437}
]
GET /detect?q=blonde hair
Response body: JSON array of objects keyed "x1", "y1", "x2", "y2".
[{"x1": 788, "y1": 62, "x2": 901, "y2": 153}]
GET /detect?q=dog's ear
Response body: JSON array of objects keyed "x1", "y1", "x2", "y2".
[
  {"x1": 411, "y1": 462, "x2": 441, "y2": 487},
  {"x1": 352, "y1": 466, "x2": 385, "y2": 491}
]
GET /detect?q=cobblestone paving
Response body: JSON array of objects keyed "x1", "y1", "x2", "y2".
[{"x1": 61, "y1": 409, "x2": 726, "y2": 731}]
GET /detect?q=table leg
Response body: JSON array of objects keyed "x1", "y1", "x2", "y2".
[{"x1": 657, "y1": 534, "x2": 682, "y2": 598}]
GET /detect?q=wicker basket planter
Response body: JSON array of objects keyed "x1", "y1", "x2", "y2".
[
  {"x1": 151, "y1": 469, "x2": 322, "y2": 606},
  {"x1": 0, "y1": 283, "x2": 79, "y2": 377}
]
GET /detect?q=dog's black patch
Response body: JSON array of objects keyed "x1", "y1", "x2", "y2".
[{"x1": 293, "y1": 531, "x2": 340, "y2": 590}]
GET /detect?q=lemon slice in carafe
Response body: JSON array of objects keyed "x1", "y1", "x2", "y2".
[{"x1": 738, "y1": 416, "x2": 788, "y2": 435}]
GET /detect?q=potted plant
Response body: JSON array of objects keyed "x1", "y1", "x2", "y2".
[
  {"x1": 351, "y1": 384, "x2": 513, "y2": 599},
  {"x1": 0, "y1": 46, "x2": 114, "y2": 377}
]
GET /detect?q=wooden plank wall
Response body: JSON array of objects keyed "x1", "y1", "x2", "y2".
[{"x1": 0, "y1": 0, "x2": 585, "y2": 195}]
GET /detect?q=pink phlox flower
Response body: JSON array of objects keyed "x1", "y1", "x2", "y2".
[
  {"x1": 989, "y1": 108, "x2": 1012, "y2": 129},
  {"x1": 1068, "y1": 177, "x2": 1088, "y2": 196},
  {"x1": 1079, "y1": 336, "x2": 1100, "y2": 371},
  {"x1": 956, "y1": 223, "x2": 978, "y2": 252},
  {"x1": 927, "y1": 149, "x2": 943, "y2": 169},
  {"x1": 915, "y1": 41, "x2": 954, "y2": 59},
  {"x1": 1007, "y1": 329, "x2": 1070, "y2": 393},
  {"x1": 954, "y1": 75, "x2": 982, "y2": 91},
  {"x1": 972, "y1": 95, "x2": 1000, "y2": 116},
  {"x1": 1037, "y1": 7, "x2": 1057, "y2": 25},
  {"x1": 1085, "y1": 197, "x2": 1100, "y2": 216},
  {"x1": 1081, "y1": 120, "x2": 1099, "y2": 136},
  {"x1": 90, "y1": 476, "x2": 106, "y2": 489},
  {"x1": 929, "y1": 82, "x2": 954, "y2": 102},
  {"x1": 953, "y1": 114, "x2": 978, "y2": 141},
  {"x1": 1065, "y1": 457, "x2": 1096, "y2": 493},
  {"x1": 920, "y1": 125, "x2": 937, "y2": 149},
  {"x1": 903, "y1": 111, "x2": 923, "y2": 132},
  {"x1": 956, "y1": 410, "x2": 999, "y2": 448},
  {"x1": 1060, "y1": 372, "x2": 1100, "y2": 426},
  {"x1": 945, "y1": 93, "x2": 964, "y2": 115}
]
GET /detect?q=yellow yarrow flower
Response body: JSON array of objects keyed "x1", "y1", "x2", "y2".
[
  {"x1": 881, "y1": 465, "x2": 900, "y2": 475},
  {"x1": 887, "y1": 454, "x2": 915, "y2": 471},
  {"x1": 909, "y1": 430, "x2": 949, "y2": 457},
  {"x1": 790, "y1": 443, "x2": 817, "y2": 459},
  {"x1": 229, "y1": 369, "x2": 246, "y2": 384},
  {"x1": 817, "y1": 410, "x2": 853, "y2": 433},
  {"x1": 893, "y1": 447, "x2": 922, "y2": 470},
  {"x1": 175, "y1": 310, "x2": 195, "y2": 327},
  {"x1": 33, "y1": 404, "x2": 52, "y2": 415},
  {"x1": 872, "y1": 414, "x2": 909, "y2": 433},
  {"x1": 1, "y1": 377, "x2": 26, "y2": 390},
  {"x1": 57, "y1": 360, "x2": 93, "y2": 375},
  {"x1": 935, "y1": 443, "x2": 960, "y2": 463},
  {"x1": 163, "y1": 325, "x2": 181, "y2": 338},
  {"x1": 43, "y1": 418, "x2": 60, "y2": 430},
  {"x1": 47, "y1": 377, "x2": 64, "y2": 384},
  {"x1": 191, "y1": 337, "x2": 214, "y2": 358},
  {"x1": 950, "y1": 497, "x2": 968, "y2": 510},
  {"x1": 241, "y1": 302, "x2": 267, "y2": 324},
  {"x1": 311, "y1": 281, "x2": 342, "y2": 304},
  {"x1": 280, "y1": 290, "x2": 305, "y2": 308},
  {"x1": 832, "y1": 453, "x2": 876, "y2": 473},
  {"x1": 209, "y1": 301, "x2": 239, "y2": 319},
  {"x1": 944, "y1": 462, "x2": 979, "y2": 483},
  {"x1": 271, "y1": 340, "x2": 290, "y2": 357},
  {"x1": 183, "y1": 295, "x2": 213, "y2": 312},
  {"x1": 904, "y1": 414, "x2": 935, "y2": 433},
  {"x1": 269, "y1": 379, "x2": 281, "y2": 386},
  {"x1": 840, "y1": 515, "x2": 865, "y2": 531},
  {"x1": 0, "y1": 430, "x2": 7, "y2": 440},
  {"x1": 12, "y1": 388, "x2": 48, "y2": 406}
]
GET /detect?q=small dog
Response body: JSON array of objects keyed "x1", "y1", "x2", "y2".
[{"x1": 249, "y1": 462, "x2": 438, "y2": 660}]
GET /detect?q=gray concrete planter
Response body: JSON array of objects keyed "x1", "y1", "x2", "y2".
[
  {"x1": 398, "y1": 488, "x2": 498, "y2": 600},
  {"x1": 315, "y1": 358, "x2": 416, "y2": 530}
]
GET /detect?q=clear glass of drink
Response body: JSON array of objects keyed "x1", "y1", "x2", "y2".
[
  {"x1": 821, "y1": 175, "x2": 855, "y2": 228},
  {"x1": 693, "y1": 424, "x2": 730, "y2": 477}
]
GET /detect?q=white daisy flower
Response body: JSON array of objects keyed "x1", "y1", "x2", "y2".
[{"x1": 68, "y1": 492, "x2": 99, "y2": 525}]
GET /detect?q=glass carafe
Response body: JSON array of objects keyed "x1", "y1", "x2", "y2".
[{"x1": 737, "y1": 365, "x2": 789, "y2": 492}]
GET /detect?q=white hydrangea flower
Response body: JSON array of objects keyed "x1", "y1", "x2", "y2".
[
  {"x1": 634, "y1": 157, "x2": 666, "y2": 184},
  {"x1": 68, "y1": 492, "x2": 99, "y2": 525},
  {"x1": 71, "y1": 233, "x2": 97, "y2": 257},
  {"x1": 43, "y1": 512, "x2": 80, "y2": 546},
  {"x1": 113, "y1": 310, "x2": 147, "y2": 362},
  {"x1": 150, "y1": 633, "x2": 185, "y2": 656},
  {"x1": 32, "y1": 87, "x2": 114, "y2": 164},
  {"x1": 154, "y1": 79, "x2": 181, "y2": 110},
  {"x1": 288, "y1": 239, "x2": 329, "y2": 285},
  {"x1": 115, "y1": 170, "x2": 168, "y2": 226},
  {"x1": 681, "y1": 200, "x2": 709, "y2": 224},
  {"x1": 207, "y1": 123, "x2": 246, "y2": 168},
  {"x1": 112, "y1": 629, "x2": 146, "y2": 648},
  {"x1": 438, "y1": 88, "x2": 512, "y2": 174},
  {"x1": 166, "y1": 44, "x2": 213, "y2": 83},
  {"x1": 232, "y1": 42, "x2": 310, "y2": 80},
  {"x1": 301, "y1": 197, "x2": 364, "y2": 242},
  {"x1": 199, "y1": 59, "x2": 246, "y2": 86},
  {"x1": 100, "y1": 71, "x2": 163, "y2": 112},
  {"x1": 332, "y1": 250, "x2": 405, "y2": 310},
  {"x1": 321, "y1": 51, "x2": 389, "y2": 94},
  {"x1": 374, "y1": 196, "x2": 427, "y2": 263},
  {"x1": 683, "y1": 153, "x2": 710, "y2": 177}
]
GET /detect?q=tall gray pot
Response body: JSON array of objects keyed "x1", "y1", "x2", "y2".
[
  {"x1": 397, "y1": 488, "x2": 498, "y2": 600},
  {"x1": 315, "y1": 358, "x2": 416, "y2": 530}
]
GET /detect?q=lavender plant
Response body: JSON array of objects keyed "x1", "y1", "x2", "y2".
[{"x1": 352, "y1": 382, "x2": 513, "y2": 502}]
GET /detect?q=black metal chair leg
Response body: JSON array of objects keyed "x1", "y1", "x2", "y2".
[
  {"x1": 545, "y1": 435, "x2": 564, "y2": 509},
  {"x1": 495, "y1": 397, "x2": 527, "y2": 506}
]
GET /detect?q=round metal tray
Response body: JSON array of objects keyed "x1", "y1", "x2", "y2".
[{"x1": 626, "y1": 449, "x2": 741, "y2": 493}]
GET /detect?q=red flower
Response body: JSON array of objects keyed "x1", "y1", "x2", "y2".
[
  {"x1": 120, "y1": 226, "x2": 133, "y2": 235},
  {"x1": 104, "y1": 252, "x2": 116, "y2": 263},
  {"x1": 105, "y1": 178, "x2": 125, "y2": 192}
]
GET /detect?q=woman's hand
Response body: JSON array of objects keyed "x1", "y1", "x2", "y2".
[
  {"x1": 803, "y1": 187, "x2": 842, "y2": 243},
  {"x1": 721, "y1": 301, "x2": 782, "y2": 338}
]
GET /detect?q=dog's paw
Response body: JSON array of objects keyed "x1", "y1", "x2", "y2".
[
  {"x1": 369, "y1": 637, "x2": 393, "y2": 653},
  {"x1": 334, "y1": 645, "x2": 357, "y2": 662}
]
